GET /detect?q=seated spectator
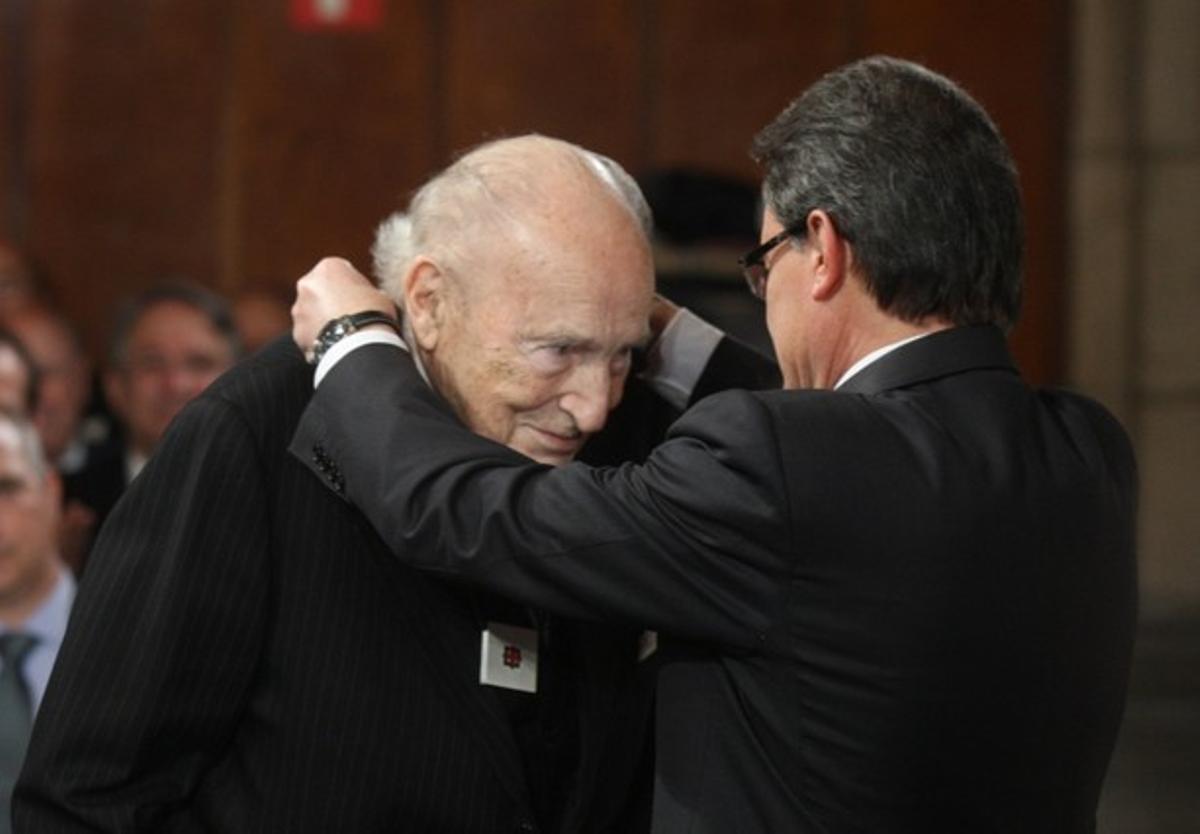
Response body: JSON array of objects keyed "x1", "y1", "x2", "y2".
[
  {"x1": 0, "y1": 411, "x2": 74, "y2": 834},
  {"x1": 1, "y1": 304, "x2": 108, "y2": 572},
  {"x1": 0, "y1": 303, "x2": 94, "y2": 471},
  {"x1": 103, "y1": 283, "x2": 241, "y2": 481}
]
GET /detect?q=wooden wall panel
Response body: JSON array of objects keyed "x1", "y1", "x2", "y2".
[
  {"x1": 2, "y1": 0, "x2": 1070, "y2": 383},
  {"x1": 1, "y1": 1, "x2": 30, "y2": 240},
  {"x1": 651, "y1": 0, "x2": 852, "y2": 180},
  {"x1": 859, "y1": 0, "x2": 1071, "y2": 382},
  {"x1": 229, "y1": 2, "x2": 439, "y2": 294},
  {"x1": 442, "y1": 0, "x2": 643, "y2": 164},
  {"x1": 24, "y1": 0, "x2": 230, "y2": 355}
]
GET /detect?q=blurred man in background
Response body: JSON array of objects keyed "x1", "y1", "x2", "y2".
[
  {"x1": 102, "y1": 283, "x2": 241, "y2": 483},
  {"x1": 0, "y1": 412, "x2": 72, "y2": 834},
  {"x1": 1, "y1": 303, "x2": 104, "y2": 571}
]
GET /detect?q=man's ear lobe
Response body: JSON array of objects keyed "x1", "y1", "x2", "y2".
[{"x1": 404, "y1": 258, "x2": 445, "y2": 351}]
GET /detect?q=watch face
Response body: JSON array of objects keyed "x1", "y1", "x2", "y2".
[{"x1": 312, "y1": 312, "x2": 397, "y2": 365}]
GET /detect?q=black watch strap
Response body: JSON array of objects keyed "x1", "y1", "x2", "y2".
[{"x1": 310, "y1": 310, "x2": 402, "y2": 366}]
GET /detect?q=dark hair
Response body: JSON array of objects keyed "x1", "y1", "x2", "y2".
[
  {"x1": 751, "y1": 56, "x2": 1023, "y2": 330},
  {"x1": 0, "y1": 326, "x2": 41, "y2": 413},
  {"x1": 108, "y1": 282, "x2": 242, "y2": 369}
]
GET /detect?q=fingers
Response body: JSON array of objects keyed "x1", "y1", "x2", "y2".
[{"x1": 291, "y1": 257, "x2": 393, "y2": 356}]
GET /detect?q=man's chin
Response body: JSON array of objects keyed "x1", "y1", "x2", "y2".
[{"x1": 511, "y1": 428, "x2": 585, "y2": 467}]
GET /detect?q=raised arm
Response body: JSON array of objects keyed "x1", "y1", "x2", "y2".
[{"x1": 290, "y1": 342, "x2": 790, "y2": 653}]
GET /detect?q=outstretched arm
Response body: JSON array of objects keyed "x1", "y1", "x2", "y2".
[{"x1": 291, "y1": 343, "x2": 790, "y2": 652}]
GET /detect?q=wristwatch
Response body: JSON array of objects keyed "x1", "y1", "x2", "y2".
[{"x1": 309, "y1": 310, "x2": 402, "y2": 365}]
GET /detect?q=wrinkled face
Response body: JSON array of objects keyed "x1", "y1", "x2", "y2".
[
  {"x1": 0, "y1": 424, "x2": 59, "y2": 612},
  {"x1": 419, "y1": 208, "x2": 654, "y2": 466},
  {"x1": 107, "y1": 301, "x2": 237, "y2": 456}
]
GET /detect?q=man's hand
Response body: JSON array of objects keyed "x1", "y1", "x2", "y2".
[{"x1": 292, "y1": 258, "x2": 394, "y2": 359}]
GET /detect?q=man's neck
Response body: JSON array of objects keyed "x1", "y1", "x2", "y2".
[
  {"x1": 814, "y1": 308, "x2": 953, "y2": 390},
  {"x1": 0, "y1": 560, "x2": 63, "y2": 629}
]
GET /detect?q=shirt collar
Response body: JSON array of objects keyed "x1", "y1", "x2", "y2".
[
  {"x1": 834, "y1": 332, "x2": 931, "y2": 390},
  {"x1": 3, "y1": 566, "x2": 75, "y2": 647}
]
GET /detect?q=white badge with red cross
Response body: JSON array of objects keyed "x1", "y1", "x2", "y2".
[{"x1": 479, "y1": 622, "x2": 539, "y2": 693}]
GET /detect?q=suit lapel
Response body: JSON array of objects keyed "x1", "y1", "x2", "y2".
[{"x1": 837, "y1": 325, "x2": 1018, "y2": 395}]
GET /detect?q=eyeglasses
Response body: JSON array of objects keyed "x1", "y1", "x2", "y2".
[{"x1": 738, "y1": 227, "x2": 800, "y2": 300}]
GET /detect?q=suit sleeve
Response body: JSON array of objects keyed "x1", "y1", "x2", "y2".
[
  {"x1": 14, "y1": 396, "x2": 270, "y2": 832},
  {"x1": 291, "y1": 344, "x2": 790, "y2": 653},
  {"x1": 690, "y1": 336, "x2": 780, "y2": 403}
]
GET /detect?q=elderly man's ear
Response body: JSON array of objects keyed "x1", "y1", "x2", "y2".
[{"x1": 403, "y1": 258, "x2": 449, "y2": 351}]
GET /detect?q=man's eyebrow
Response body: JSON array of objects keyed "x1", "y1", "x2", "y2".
[
  {"x1": 521, "y1": 332, "x2": 650, "y2": 351},
  {"x1": 518, "y1": 330, "x2": 591, "y2": 347}
]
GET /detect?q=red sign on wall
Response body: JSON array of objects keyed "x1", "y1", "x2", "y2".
[{"x1": 290, "y1": 0, "x2": 384, "y2": 31}]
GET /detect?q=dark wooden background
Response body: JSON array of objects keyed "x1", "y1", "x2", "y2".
[{"x1": 0, "y1": 0, "x2": 1067, "y2": 382}]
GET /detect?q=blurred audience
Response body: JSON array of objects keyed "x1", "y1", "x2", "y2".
[
  {"x1": 65, "y1": 284, "x2": 241, "y2": 558},
  {"x1": 0, "y1": 411, "x2": 73, "y2": 834},
  {"x1": 0, "y1": 246, "x2": 246, "y2": 571},
  {"x1": 1, "y1": 303, "x2": 95, "y2": 470},
  {"x1": 1, "y1": 304, "x2": 107, "y2": 572}
]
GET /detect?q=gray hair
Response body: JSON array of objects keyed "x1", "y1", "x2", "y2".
[
  {"x1": 108, "y1": 281, "x2": 242, "y2": 369},
  {"x1": 752, "y1": 56, "x2": 1023, "y2": 331},
  {"x1": 371, "y1": 135, "x2": 652, "y2": 305}
]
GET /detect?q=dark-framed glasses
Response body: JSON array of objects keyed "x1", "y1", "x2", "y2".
[{"x1": 738, "y1": 227, "x2": 800, "y2": 300}]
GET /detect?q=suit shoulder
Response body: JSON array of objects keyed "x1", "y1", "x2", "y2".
[
  {"x1": 200, "y1": 336, "x2": 312, "y2": 423},
  {"x1": 1039, "y1": 386, "x2": 1136, "y2": 475},
  {"x1": 685, "y1": 385, "x2": 861, "y2": 424}
]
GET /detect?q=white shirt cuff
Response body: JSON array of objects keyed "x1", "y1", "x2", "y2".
[
  {"x1": 639, "y1": 307, "x2": 723, "y2": 410},
  {"x1": 313, "y1": 329, "x2": 408, "y2": 387}
]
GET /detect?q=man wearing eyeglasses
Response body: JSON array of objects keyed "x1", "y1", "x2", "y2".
[{"x1": 289, "y1": 57, "x2": 1136, "y2": 833}]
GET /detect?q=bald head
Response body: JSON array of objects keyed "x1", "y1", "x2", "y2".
[
  {"x1": 373, "y1": 135, "x2": 652, "y2": 306},
  {"x1": 371, "y1": 135, "x2": 656, "y2": 465}
]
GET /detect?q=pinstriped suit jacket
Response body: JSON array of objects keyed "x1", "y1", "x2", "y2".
[
  {"x1": 15, "y1": 334, "x2": 778, "y2": 833},
  {"x1": 290, "y1": 326, "x2": 1137, "y2": 833},
  {"x1": 15, "y1": 337, "x2": 539, "y2": 832}
]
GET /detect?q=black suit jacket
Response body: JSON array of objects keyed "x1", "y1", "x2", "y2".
[
  {"x1": 291, "y1": 325, "x2": 1138, "y2": 834},
  {"x1": 16, "y1": 333, "x2": 775, "y2": 833}
]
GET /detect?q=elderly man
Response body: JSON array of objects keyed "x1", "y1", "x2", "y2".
[
  {"x1": 288, "y1": 57, "x2": 1137, "y2": 833},
  {"x1": 15, "y1": 136, "x2": 773, "y2": 833},
  {"x1": 0, "y1": 413, "x2": 73, "y2": 834}
]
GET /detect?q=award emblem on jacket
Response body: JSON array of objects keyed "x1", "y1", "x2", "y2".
[{"x1": 480, "y1": 622, "x2": 538, "y2": 693}]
